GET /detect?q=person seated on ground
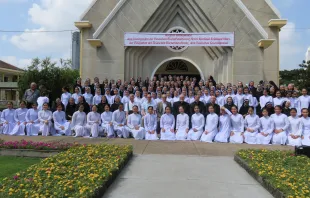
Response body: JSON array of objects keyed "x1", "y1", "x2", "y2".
[
  {"x1": 65, "y1": 98, "x2": 76, "y2": 121},
  {"x1": 76, "y1": 96, "x2": 90, "y2": 114},
  {"x1": 243, "y1": 106, "x2": 260, "y2": 144},
  {"x1": 205, "y1": 96, "x2": 220, "y2": 116},
  {"x1": 126, "y1": 105, "x2": 145, "y2": 140},
  {"x1": 173, "y1": 94, "x2": 190, "y2": 117},
  {"x1": 187, "y1": 105, "x2": 205, "y2": 141},
  {"x1": 71, "y1": 105, "x2": 87, "y2": 137},
  {"x1": 160, "y1": 106, "x2": 176, "y2": 141},
  {"x1": 125, "y1": 94, "x2": 140, "y2": 116},
  {"x1": 190, "y1": 95, "x2": 205, "y2": 116},
  {"x1": 175, "y1": 106, "x2": 189, "y2": 141},
  {"x1": 301, "y1": 108, "x2": 310, "y2": 146},
  {"x1": 111, "y1": 96, "x2": 122, "y2": 112},
  {"x1": 214, "y1": 107, "x2": 232, "y2": 143},
  {"x1": 25, "y1": 102, "x2": 40, "y2": 136},
  {"x1": 287, "y1": 108, "x2": 302, "y2": 147},
  {"x1": 86, "y1": 105, "x2": 101, "y2": 138},
  {"x1": 1, "y1": 101, "x2": 15, "y2": 135},
  {"x1": 144, "y1": 106, "x2": 158, "y2": 140},
  {"x1": 10, "y1": 101, "x2": 28, "y2": 136},
  {"x1": 38, "y1": 103, "x2": 53, "y2": 136},
  {"x1": 229, "y1": 106, "x2": 244, "y2": 144},
  {"x1": 53, "y1": 104, "x2": 71, "y2": 136},
  {"x1": 201, "y1": 105, "x2": 219, "y2": 143},
  {"x1": 239, "y1": 99, "x2": 250, "y2": 118},
  {"x1": 101, "y1": 104, "x2": 114, "y2": 138},
  {"x1": 112, "y1": 103, "x2": 127, "y2": 138},
  {"x1": 256, "y1": 108, "x2": 274, "y2": 145},
  {"x1": 271, "y1": 105, "x2": 289, "y2": 145}
]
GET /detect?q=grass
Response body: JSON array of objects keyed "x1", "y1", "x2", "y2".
[{"x1": 0, "y1": 156, "x2": 41, "y2": 180}]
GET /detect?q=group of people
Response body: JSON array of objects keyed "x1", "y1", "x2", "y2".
[{"x1": 0, "y1": 75, "x2": 309, "y2": 146}]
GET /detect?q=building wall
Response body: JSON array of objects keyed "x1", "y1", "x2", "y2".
[
  {"x1": 72, "y1": 31, "x2": 81, "y2": 70},
  {"x1": 80, "y1": 0, "x2": 280, "y2": 84}
]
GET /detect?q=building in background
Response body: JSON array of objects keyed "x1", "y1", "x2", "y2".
[
  {"x1": 0, "y1": 60, "x2": 24, "y2": 106},
  {"x1": 72, "y1": 31, "x2": 80, "y2": 70}
]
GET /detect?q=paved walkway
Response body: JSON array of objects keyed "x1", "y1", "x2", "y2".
[
  {"x1": 103, "y1": 155, "x2": 273, "y2": 198},
  {"x1": 0, "y1": 135, "x2": 293, "y2": 156}
]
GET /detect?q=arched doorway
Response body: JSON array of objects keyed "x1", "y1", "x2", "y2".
[{"x1": 151, "y1": 58, "x2": 204, "y2": 81}]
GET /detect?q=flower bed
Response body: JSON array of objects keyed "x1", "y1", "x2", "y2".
[
  {"x1": 0, "y1": 144, "x2": 133, "y2": 197},
  {"x1": 235, "y1": 149, "x2": 310, "y2": 198},
  {"x1": 0, "y1": 139, "x2": 80, "y2": 150}
]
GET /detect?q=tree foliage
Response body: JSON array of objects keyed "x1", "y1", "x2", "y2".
[
  {"x1": 280, "y1": 60, "x2": 310, "y2": 90},
  {"x1": 18, "y1": 57, "x2": 79, "y2": 102}
]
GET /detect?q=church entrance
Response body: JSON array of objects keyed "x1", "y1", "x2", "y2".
[{"x1": 153, "y1": 59, "x2": 202, "y2": 81}]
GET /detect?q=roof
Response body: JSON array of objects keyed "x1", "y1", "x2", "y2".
[{"x1": 0, "y1": 60, "x2": 24, "y2": 72}]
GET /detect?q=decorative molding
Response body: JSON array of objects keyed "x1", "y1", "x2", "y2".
[
  {"x1": 93, "y1": 0, "x2": 127, "y2": 39},
  {"x1": 166, "y1": 26, "x2": 188, "y2": 52},
  {"x1": 268, "y1": 19, "x2": 287, "y2": 29},
  {"x1": 264, "y1": 0, "x2": 281, "y2": 18},
  {"x1": 233, "y1": 0, "x2": 268, "y2": 39},
  {"x1": 74, "y1": 21, "x2": 92, "y2": 29},
  {"x1": 79, "y1": 0, "x2": 98, "y2": 20},
  {"x1": 258, "y1": 39, "x2": 275, "y2": 49},
  {"x1": 87, "y1": 39, "x2": 102, "y2": 47},
  {"x1": 166, "y1": 60, "x2": 189, "y2": 71}
]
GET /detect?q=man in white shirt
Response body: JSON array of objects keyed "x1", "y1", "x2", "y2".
[
  {"x1": 141, "y1": 94, "x2": 157, "y2": 116},
  {"x1": 121, "y1": 90, "x2": 130, "y2": 105},
  {"x1": 124, "y1": 94, "x2": 140, "y2": 116}
]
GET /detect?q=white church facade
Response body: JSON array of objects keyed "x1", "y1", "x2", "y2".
[{"x1": 75, "y1": 0, "x2": 287, "y2": 84}]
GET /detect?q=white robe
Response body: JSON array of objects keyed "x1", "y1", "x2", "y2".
[
  {"x1": 38, "y1": 110, "x2": 53, "y2": 136},
  {"x1": 83, "y1": 93, "x2": 94, "y2": 105},
  {"x1": 287, "y1": 116, "x2": 302, "y2": 146},
  {"x1": 187, "y1": 113, "x2": 205, "y2": 141},
  {"x1": 86, "y1": 112, "x2": 101, "y2": 138},
  {"x1": 10, "y1": 108, "x2": 28, "y2": 136},
  {"x1": 201, "y1": 113, "x2": 219, "y2": 142},
  {"x1": 235, "y1": 94, "x2": 245, "y2": 111},
  {"x1": 256, "y1": 116, "x2": 274, "y2": 145},
  {"x1": 71, "y1": 111, "x2": 87, "y2": 137},
  {"x1": 273, "y1": 97, "x2": 286, "y2": 107},
  {"x1": 259, "y1": 95, "x2": 273, "y2": 109},
  {"x1": 175, "y1": 113, "x2": 189, "y2": 140},
  {"x1": 72, "y1": 93, "x2": 81, "y2": 104},
  {"x1": 298, "y1": 95, "x2": 310, "y2": 114},
  {"x1": 1, "y1": 109, "x2": 16, "y2": 135},
  {"x1": 101, "y1": 111, "x2": 114, "y2": 137},
  {"x1": 301, "y1": 117, "x2": 310, "y2": 146},
  {"x1": 61, "y1": 92, "x2": 72, "y2": 109},
  {"x1": 37, "y1": 96, "x2": 49, "y2": 111},
  {"x1": 93, "y1": 95, "x2": 102, "y2": 105},
  {"x1": 230, "y1": 114, "x2": 244, "y2": 144},
  {"x1": 112, "y1": 110, "x2": 127, "y2": 138},
  {"x1": 126, "y1": 113, "x2": 145, "y2": 140},
  {"x1": 25, "y1": 109, "x2": 40, "y2": 136},
  {"x1": 216, "y1": 96, "x2": 225, "y2": 107},
  {"x1": 53, "y1": 111, "x2": 71, "y2": 136},
  {"x1": 160, "y1": 114, "x2": 176, "y2": 141},
  {"x1": 243, "y1": 114, "x2": 260, "y2": 144},
  {"x1": 270, "y1": 113, "x2": 289, "y2": 145},
  {"x1": 144, "y1": 113, "x2": 158, "y2": 140},
  {"x1": 214, "y1": 114, "x2": 231, "y2": 143}
]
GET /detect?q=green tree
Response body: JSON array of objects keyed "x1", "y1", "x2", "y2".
[{"x1": 18, "y1": 57, "x2": 79, "y2": 102}]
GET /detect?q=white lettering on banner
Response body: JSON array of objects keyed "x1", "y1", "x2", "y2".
[{"x1": 124, "y1": 32, "x2": 235, "y2": 47}]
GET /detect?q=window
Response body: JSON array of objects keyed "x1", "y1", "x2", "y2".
[{"x1": 165, "y1": 60, "x2": 188, "y2": 72}]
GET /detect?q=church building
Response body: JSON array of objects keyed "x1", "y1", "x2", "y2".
[{"x1": 75, "y1": 0, "x2": 287, "y2": 84}]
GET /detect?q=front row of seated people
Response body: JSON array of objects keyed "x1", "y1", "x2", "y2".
[{"x1": 1, "y1": 100, "x2": 310, "y2": 146}]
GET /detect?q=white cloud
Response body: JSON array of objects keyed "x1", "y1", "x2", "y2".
[
  {"x1": 9, "y1": 0, "x2": 92, "y2": 57},
  {"x1": 0, "y1": 56, "x2": 32, "y2": 69}
]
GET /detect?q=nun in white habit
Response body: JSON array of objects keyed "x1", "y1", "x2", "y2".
[
  {"x1": 71, "y1": 105, "x2": 87, "y2": 137},
  {"x1": 160, "y1": 106, "x2": 176, "y2": 141},
  {"x1": 53, "y1": 104, "x2": 71, "y2": 136},
  {"x1": 214, "y1": 107, "x2": 232, "y2": 143},
  {"x1": 187, "y1": 105, "x2": 205, "y2": 141},
  {"x1": 175, "y1": 106, "x2": 189, "y2": 140},
  {"x1": 144, "y1": 106, "x2": 158, "y2": 140},
  {"x1": 300, "y1": 108, "x2": 310, "y2": 146},
  {"x1": 126, "y1": 105, "x2": 145, "y2": 140},
  {"x1": 112, "y1": 104, "x2": 128, "y2": 138},
  {"x1": 25, "y1": 103, "x2": 40, "y2": 136},
  {"x1": 10, "y1": 101, "x2": 28, "y2": 136},
  {"x1": 287, "y1": 108, "x2": 302, "y2": 146},
  {"x1": 271, "y1": 105, "x2": 289, "y2": 145},
  {"x1": 38, "y1": 103, "x2": 53, "y2": 136},
  {"x1": 229, "y1": 106, "x2": 244, "y2": 144},
  {"x1": 256, "y1": 108, "x2": 274, "y2": 145},
  {"x1": 101, "y1": 104, "x2": 114, "y2": 138},
  {"x1": 243, "y1": 107, "x2": 260, "y2": 144},
  {"x1": 0, "y1": 102, "x2": 16, "y2": 135},
  {"x1": 201, "y1": 105, "x2": 219, "y2": 142},
  {"x1": 86, "y1": 105, "x2": 101, "y2": 138}
]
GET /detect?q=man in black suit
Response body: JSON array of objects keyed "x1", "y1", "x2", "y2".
[
  {"x1": 190, "y1": 95, "x2": 205, "y2": 116},
  {"x1": 205, "y1": 96, "x2": 220, "y2": 116},
  {"x1": 173, "y1": 94, "x2": 190, "y2": 117}
]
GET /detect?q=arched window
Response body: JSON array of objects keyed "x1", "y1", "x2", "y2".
[{"x1": 165, "y1": 60, "x2": 188, "y2": 72}]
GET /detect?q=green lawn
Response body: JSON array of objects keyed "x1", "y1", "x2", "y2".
[{"x1": 0, "y1": 156, "x2": 41, "y2": 180}]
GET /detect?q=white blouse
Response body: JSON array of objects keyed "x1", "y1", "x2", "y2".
[
  {"x1": 87, "y1": 112, "x2": 101, "y2": 125},
  {"x1": 287, "y1": 116, "x2": 302, "y2": 136},
  {"x1": 1, "y1": 109, "x2": 15, "y2": 123},
  {"x1": 53, "y1": 111, "x2": 67, "y2": 127},
  {"x1": 235, "y1": 94, "x2": 245, "y2": 110},
  {"x1": 191, "y1": 113, "x2": 205, "y2": 131},
  {"x1": 205, "y1": 113, "x2": 219, "y2": 132},
  {"x1": 144, "y1": 113, "x2": 157, "y2": 131},
  {"x1": 37, "y1": 96, "x2": 49, "y2": 110},
  {"x1": 260, "y1": 95, "x2": 273, "y2": 108},
  {"x1": 72, "y1": 93, "x2": 81, "y2": 104},
  {"x1": 219, "y1": 114, "x2": 231, "y2": 132},
  {"x1": 38, "y1": 110, "x2": 52, "y2": 122},
  {"x1": 112, "y1": 110, "x2": 126, "y2": 125},
  {"x1": 301, "y1": 117, "x2": 310, "y2": 134},
  {"x1": 244, "y1": 114, "x2": 260, "y2": 132},
  {"x1": 273, "y1": 97, "x2": 286, "y2": 107},
  {"x1": 25, "y1": 109, "x2": 39, "y2": 123},
  {"x1": 270, "y1": 113, "x2": 289, "y2": 131},
  {"x1": 105, "y1": 95, "x2": 113, "y2": 105},
  {"x1": 259, "y1": 116, "x2": 274, "y2": 134},
  {"x1": 83, "y1": 93, "x2": 93, "y2": 105},
  {"x1": 176, "y1": 113, "x2": 189, "y2": 130},
  {"x1": 14, "y1": 108, "x2": 28, "y2": 122},
  {"x1": 61, "y1": 92, "x2": 72, "y2": 107},
  {"x1": 101, "y1": 111, "x2": 113, "y2": 124},
  {"x1": 230, "y1": 114, "x2": 244, "y2": 132},
  {"x1": 160, "y1": 114, "x2": 175, "y2": 130},
  {"x1": 93, "y1": 95, "x2": 102, "y2": 105},
  {"x1": 298, "y1": 95, "x2": 310, "y2": 110},
  {"x1": 127, "y1": 113, "x2": 142, "y2": 129},
  {"x1": 71, "y1": 111, "x2": 86, "y2": 127}
]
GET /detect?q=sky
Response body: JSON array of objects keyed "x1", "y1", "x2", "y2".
[{"x1": 0, "y1": 0, "x2": 309, "y2": 70}]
